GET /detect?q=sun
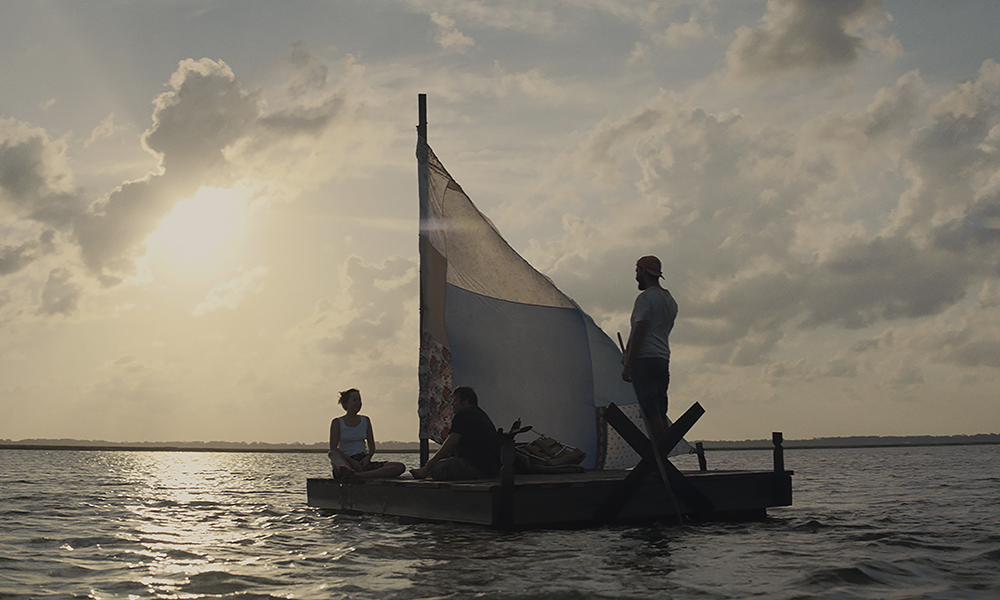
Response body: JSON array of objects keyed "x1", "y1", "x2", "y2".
[{"x1": 148, "y1": 187, "x2": 245, "y2": 264}]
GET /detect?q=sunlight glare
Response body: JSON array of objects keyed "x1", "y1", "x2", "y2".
[{"x1": 149, "y1": 187, "x2": 245, "y2": 263}]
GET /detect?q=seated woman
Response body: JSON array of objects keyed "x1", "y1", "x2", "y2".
[{"x1": 329, "y1": 388, "x2": 406, "y2": 479}]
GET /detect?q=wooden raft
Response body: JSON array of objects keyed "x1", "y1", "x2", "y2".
[
  {"x1": 307, "y1": 403, "x2": 793, "y2": 528},
  {"x1": 307, "y1": 468, "x2": 790, "y2": 528}
]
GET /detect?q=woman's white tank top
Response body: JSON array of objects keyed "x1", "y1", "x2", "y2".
[{"x1": 338, "y1": 416, "x2": 369, "y2": 456}]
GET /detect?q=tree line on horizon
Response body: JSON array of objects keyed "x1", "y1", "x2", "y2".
[{"x1": 2, "y1": 434, "x2": 998, "y2": 451}]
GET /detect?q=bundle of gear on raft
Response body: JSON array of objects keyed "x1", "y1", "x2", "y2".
[{"x1": 504, "y1": 420, "x2": 587, "y2": 474}]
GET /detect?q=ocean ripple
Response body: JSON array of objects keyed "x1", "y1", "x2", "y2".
[{"x1": 1, "y1": 446, "x2": 998, "y2": 599}]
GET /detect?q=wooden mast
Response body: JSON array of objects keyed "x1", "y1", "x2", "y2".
[
  {"x1": 418, "y1": 93, "x2": 427, "y2": 141},
  {"x1": 417, "y1": 94, "x2": 430, "y2": 466}
]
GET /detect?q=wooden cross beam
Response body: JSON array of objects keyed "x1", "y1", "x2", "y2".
[{"x1": 594, "y1": 402, "x2": 714, "y2": 524}]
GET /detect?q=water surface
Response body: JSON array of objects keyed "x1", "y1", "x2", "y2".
[{"x1": 1, "y1": 445, "x2": 998, "y2": 599}]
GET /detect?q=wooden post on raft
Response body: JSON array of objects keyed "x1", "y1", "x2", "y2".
[
  {"x1": 420, "y1": 439, "x2": 429, "y2": 467},
  {"x1": 495, "y1": 433, "x2": 516, "y2": 529},
  {"x1": 772, "y1": 432, "x2": 785, "y2": 501},
  {"x1": 772, "y1": 432, "x2": 784, "y2": 473},
  {"x1": 695, "y1": 442, "x2": 707, "y2": 471},
  {"x1": 772, "y1": 431, "x2": 793, "y2": 504}
]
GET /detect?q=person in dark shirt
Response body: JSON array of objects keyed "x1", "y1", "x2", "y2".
[{"x1": 410, "y1": 386, "x2": 501, "y2": 480}]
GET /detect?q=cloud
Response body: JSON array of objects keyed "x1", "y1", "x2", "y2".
[
  {"x1": 72, "y1": 56, "x2": 348, "y2": 284},
  {"x1": 891, "y1": 60, "x2": 1000, "y2": 239},
  {"x1": 1, "y1": 131, "x2": 53, "y2": 201},
  {"x1": 799, "y1": 70, "x2": 925, "y2": 158},
  {"x1": 800, "y1": 236, "x2": 971, "y2": 329},
  {"x1": 652, "y1": 10, "x2": 714, "y2": 49},
  {"x1": 84, "y1": 114, "x2": 125, "y2": 148},
  {"x1": 939, "y1": 339, "x2": 1000, "y2": 369},
  {"x1": 764, "y1": 358, "x2": 807, "y2": 385},
  {"x1": 488, "y1": 62, "x2": 564, "y2": 101},
  {"x1": 71, "y1": 59, "x2": 256, "y2": 280},
  {"x1": 301, "y1": 255, "x2": 417, "y2": 359},
  {"x1": 257, "y1": 94, "x2": 346, "y2": 139},
  {"x1": 431, "y1": 13, "x2": 475, "y2": 50},
  {"x1": 726, "y1": 0, "x2": 895, "y2": 82},
  {"x1": 9, "y1": 52, "x2": 360, "y2": 332},
  {"x1": 0, "y1": 231, "x2": 56, "y2": 276},
  {"x1": 145, "y1": 59, "x2": 260, "y2": 177},
  {"x1": 540, "y1": 58, "x2": 1000, "y2": 368},
  {"x1": 404, "y1": 0, "x2": 558, "y2": 35},
  {"x1": 0, "y1": 118, "x2": 83, "y2": 229},
  {"x1": 286, "y1": 41, "x2": 329, "y2": 98},
  {"x1": 192, "y1": 266, "x2": 269, "y2": 317},
  {"x1": 627, "y1": 42, "x2": 650, "y2": 66},
  {"x1": 909, "y1": 281, "x2": 1000, "y2": 372},
  {"x1": 37, "y1": 267, "x2": 81, "y2": 316}
]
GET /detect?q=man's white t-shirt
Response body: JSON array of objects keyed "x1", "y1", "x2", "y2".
[{"x1": 630, "y1": 287, "x2": 678, "y2": 360}]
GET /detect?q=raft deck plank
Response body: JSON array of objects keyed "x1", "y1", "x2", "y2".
[{"x1": 307, "y1": 469, "x2": 793, "y2": 528}]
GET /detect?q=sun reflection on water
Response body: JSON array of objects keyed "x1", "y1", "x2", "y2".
[{"x1": 103, "y1": 452, "x2": 275, "y2": 596}]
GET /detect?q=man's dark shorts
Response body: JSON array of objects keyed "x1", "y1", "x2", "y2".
[{"x1": 631, "y1": 357, "x2": 670, "y2": 420}]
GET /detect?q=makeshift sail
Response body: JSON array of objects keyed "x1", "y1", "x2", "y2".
[{"x1": 417, "y1": 110, "x2": 688, "y2": 469}]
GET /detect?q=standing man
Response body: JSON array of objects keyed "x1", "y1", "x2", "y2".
[
  {"x1": 410, "y1": 386, "x2": 501, "y2": 480},
  {"x1": 622, "y1": 255, "x2": 678, "y2": 442}
]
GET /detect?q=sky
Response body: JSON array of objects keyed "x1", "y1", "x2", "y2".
[{"x1": 2, "y1": 0, "x2": 999, "y2": 445}]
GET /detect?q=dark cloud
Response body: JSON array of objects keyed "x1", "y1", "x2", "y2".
[
  {"x1": 0, "y1": 135, "x2": 48, "y2": 201},
  {"x1": 727, "y1": 0, "x2": 886, "y2": 80},
  {"x1": 286, "y1": 41, "x2": 329, "y2": 98},
  {"x1": 915, "y1": 315, "x2": 1000, "y2": 371},
  {"x1": 74, "y1": 177, "x2": 176, "y2": 277},
  {"x1": 0, "y1": 122, "x2": 80, "y2": 279},
  {"x1": 258, "y1": 94, "x2": 346, "y2": 138},
  {"x1": 934, "y1": 199, "x2": 1000, "y2": 259},
  {"x1": 143, "y1": 59, "x2": 260, "y2": 179},
  {"x1": 939, "y1": 340, "x2": 1000, "y2": 369},
  {"x1": 801, "y1": 236, "x2": 971, "y2": 329},
  {"x1": 0, "y1": 229, "x2": 56, "y2": 275},
  {"x1": 0, "y1": 230, "x2": 55, "y2": 276},
  {"x1": 808, "y1": 330, "x2": 892, "y2": 379},
  {"x1": 0, "y1": 123, "x2": 85, "y2": 229},
  {"x1": 37, "y1": 268, "x2": 81, "y2": 316},
  {"x1": 684, "y1": 271, "x2": 805, "y2": 345},
  {"x1": 0, "y1": 242, "x2": 35, "y2": 276}
]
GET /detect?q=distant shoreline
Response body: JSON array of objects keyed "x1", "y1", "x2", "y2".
[
  {"x1": 1, "y1": 436, "x2": 996, "y2": 453},
  {"x1": 0, "y1": 444, "x2": 402, "y2": 454},
  {"x1": 705, "y1": 440, "x2": 1000, "y2": 451}
]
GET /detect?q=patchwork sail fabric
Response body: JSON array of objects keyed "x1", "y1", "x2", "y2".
[{"x1": 418, "y1": 139, "x2": 687, "y2": 469}]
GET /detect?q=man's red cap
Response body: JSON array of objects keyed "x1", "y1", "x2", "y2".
[{"x1": 636, "y1": 255, "x2": 663, "y2": 278}]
